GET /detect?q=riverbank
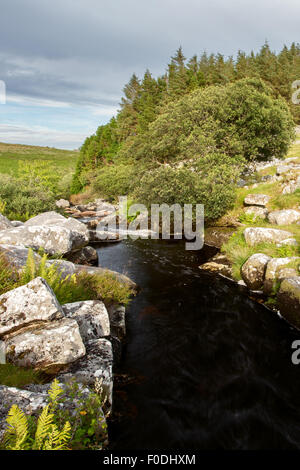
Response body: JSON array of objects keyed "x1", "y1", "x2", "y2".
[
  {"x1": 199, "y1": 134, "x2": 300, "y2": 329},
  {"x1": 0, "y1": 209, "x2": 136, "y2": 449}
]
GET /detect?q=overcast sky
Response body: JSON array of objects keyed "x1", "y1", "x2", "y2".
[{"x1": 0, "y1": 0, "x2": 299, "y2": 149}]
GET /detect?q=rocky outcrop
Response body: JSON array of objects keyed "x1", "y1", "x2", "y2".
[
  {"x1": 277, "y1": 238, "x2": 298, "y2": 247},
  {"x1": 264, "y1": 257, "x2": 299, "y2": 295},
  {"x1": 277, "y1": 277, "x2": 300, "y2": 329},
  {"x1": 89, "y1": 229, "x2": 125, "y2": 243},
  {"x1": 276, "y1": 165, "x2": 292, "y2": 175},
  {"x1": 63, "y1": 300, "x2": 110, "y2": 343},
  {"x1": 55, "y1": 199, "x2": 70, "y2": 209},
  {"x1": 0, "y1": 244, "x2": 41, "y2": 270},
  {"x1": 244, "y1": 227, "x2": 293, "y2": 246},
  {"x1": 282, "y1": 177, "x2": 300, "y2": 194},
  {"x1": 0, "y1": 386, "x2": 48, "y2": 438},
  {"x1": 268, "y1": 209, "x2": 300, "y2": 226},
  {"x1": 74, "y1": 264, "x2": 138, "y2": 291},
  {"x1": 58, "y1": 339, "x2": 113, "y2": 406},
  {"x1": 243, "y1": 206, "x2": 268, "y2": 220},
  {"x1": 66, "y1": 246, "x2": 98, "y2": 265},
  {"x1": 244, "y1": 194, "x2": 270, "y2": 207},
  {"x1": 5, "y1": 318, "x2": 86, "y2": 374},
  {"x1": 0, "y1": 277, "x2": 63, "y2": 337},
  {"x1": 25, "y1": 211, "x2": 89, "y2": 243},
  {"x1": 204, "y1": 227, "x2": 235, "y2": 248},
  {"x1": 107, "y1": 304, "x2": 126, "y2": 340},
  {"x1": 0, "y1": 225, "x2": 87, "y2": 256},
  {"x1": 241, "y1": 253, "x2": 271, "y2": 290},
  {"x1": 0, "y1": 214, "x2": 13, "y2": 231},
  {"x1": 198, "y1": 253, "x2": 233, "y2": 278},
  {"x1": 0, "y1": 382, "x2": 107, "y2": 442}
]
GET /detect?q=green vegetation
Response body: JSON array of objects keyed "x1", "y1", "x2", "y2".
[
  {"x1": 222, "y1": 227, "x2": 299, "y2": 280},
  {"x1": 47, "y1": 379, "x2": 108, "y2": 450},
  {"x1": 1, "y1": 379, "x2": 108, "y2": 451},
  {"x1": 0, "y1": 254, "x2": 20, "y2": 295},
  {"x1": 0, "y1": 249, "x2": 134, "y2": 306},
  {"x1": 71, "y1": 44, "x2": 297, "y2": 223},
  {"x1": 0, "y1": 142, "x2": 78, "y2": 176},
  {"x1": 2, "y1": 380, "x2": 71, "y2": 450},
  {"x1": 0, "y1": 143, "x2": 78, "y2": 220},
  {"x1": 222, "y1": 138, "x2": 300, "y2": 281},
  {"x1": 0, "y1": 364, "x2": 44, "y2": 388}
]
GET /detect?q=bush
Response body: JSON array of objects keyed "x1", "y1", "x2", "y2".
[
  {"x1": 0, "y1": 174, "x2": 56, "y2": 221},
  {"x1": 134, "y1": 152, "x2": 240, "y2": 221},
  {"x1": 92, "y1": 163, "x2": 138, "y2": 201},
  {"x1": 0, "y1": 159, "x2": 74, "y2": 221}
]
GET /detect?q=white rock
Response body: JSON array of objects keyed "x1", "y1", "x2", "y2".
[
  {"x1": 55, "y1": 199, "x2": 70, "y2": 209},
  {"x1": 268, "y1": 209, "x2": 300, "y2": 225},
  {"x1": 282, "y1": 176, "x2": 300, "y2": 194},
  {"x1": 63, "y1": 300, "x2": 110, "y2": 343},
  {"x1": 10, "y1": 221, "x2": 24, "y2": 227},
  {"x1": 277, "y1": 277, "x2": 300, "y2": 329},
  {"x1": 5, "y1": 318, "x2": 86, "y2": 373},
  {"x1": 241, "y1": 253, "x2": 272, "y2": 290},
  {"x1": 276, "y1": 165, "x2": 292, "y2": 175},
  {"x1": 0, "y1": 214, "x2": 12, "y2": 231},
  {"x1": 244, "y1": 227, "x2": 293, "y2": 246},
  {"x1": 0, "y1": 386, "x2": 48, "y2": 437},
  {"x1": 0, "y1": 277, "x2": 63, "y2": 337},
  {"x1": 277, "y1": 238, "x2": 298, "y2": 247},
  {"x1": 0, "y1": 225, "x2": 87, "y2": 255},
  {"x1": 25, "y1": 211, "x2": 89, "y2": 242},
  {"x1": 244, "y1": 206, "x2": 268, "y2": 220},
  {"x1": 244, "y1": 194, "x2": 270, "y2": 207},
  {"x1": 0, "y1": 244, "x2": 41, "y2": 270},
  {"x1": 264, "y1": 257, "x2": 299, "y2": 294},
  {"x1": 58, "y1": 338, "x2": 113, "y2": 405}
]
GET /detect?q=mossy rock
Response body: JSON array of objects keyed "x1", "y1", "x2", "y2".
[{"x1": 277, "y1": 277, "x2": 300, "y2": 329}]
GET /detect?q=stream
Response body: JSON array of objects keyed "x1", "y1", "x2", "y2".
[{"x1": 96, "y1": 239, "x2": 300, "y2": 450}]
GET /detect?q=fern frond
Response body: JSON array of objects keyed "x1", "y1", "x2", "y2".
[
  {"x1": 21, "y1": 248, "x2": 37, "y2": 284},
  {"x1": 4, "y1": 404, "x2": 29, "y2": 450},
  {"x1": 43, "y1": 421, "x2": 71, "y2": 450},
  {"x1": 38, "y1": 254, "x2": 48, "y2": 279},
  {"x1": 33, "y1": 404, "x2": 54, "y2": 450},
  {"x1": 48, "y1": 379, "x2": 64, "y2": 404}
]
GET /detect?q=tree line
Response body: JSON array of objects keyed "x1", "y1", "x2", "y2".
[{"x1": 71, "y1": 42, "x2": 299, "y2": 194}]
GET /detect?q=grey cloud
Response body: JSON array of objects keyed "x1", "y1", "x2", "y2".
[{"x1": 0, "y1": 0, "x2": 299, "y2": 111}]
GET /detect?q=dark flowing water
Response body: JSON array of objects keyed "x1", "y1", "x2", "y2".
[{"x1": 96, "y1": 239, "x2": 300, "y2": 450}]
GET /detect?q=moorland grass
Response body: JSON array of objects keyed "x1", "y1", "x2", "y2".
[{"x1": 0, "y1": 142, "x2": 78, "y2": 176}]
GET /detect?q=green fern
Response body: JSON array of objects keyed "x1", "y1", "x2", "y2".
[
  {"x1": 4, "y1": 404, "x2": 29, "y2": 450},
  {"x1": 3, "y1": 381, "x2": 71, "y2": 451},
  {"x1": 48, "y1": 378, "x2": 64, "y2": 404},
  {"x1": 42, "y1": 421, "x2": 71, "y2": 450},
  {"x1": 20, "y1": 248, "x2": 37, "y2": 284},
  {"x1": 15, "y1": 248, "x2": 133, "y2": 305}
]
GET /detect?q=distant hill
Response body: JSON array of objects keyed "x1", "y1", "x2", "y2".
[{"x1": 0, "y1": 142, "x2": 79, "y2": 176}]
